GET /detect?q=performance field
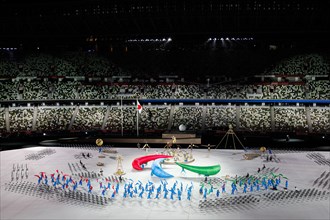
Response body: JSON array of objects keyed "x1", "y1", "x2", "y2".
[{"x1": 1, "y1": 145, "x2": 329, "y2": 220}]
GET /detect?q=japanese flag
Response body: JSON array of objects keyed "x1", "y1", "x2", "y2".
[{"x1": 137, "y1": 100, "x2": 143, "y2": 114}]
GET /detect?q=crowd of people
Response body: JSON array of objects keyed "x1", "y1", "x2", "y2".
[
  {"x1": 172, "y1": 107, "x2": 203, "y2": 131},
  {"x1": 0, "y1": 52, "x2": 329, "y2": 101},
  {"x1": 268, "y1": 53, "x2": 329, "y2": 76},
  {"x1": 0, "y1": 51, "x2": 329, "y2": 134},
  {"x1": 1, "y1": 105, "x2": 329, "y2": 134},
  {"x1": 1, "y1": 80, "x2": 329, "y2": 101},
  {"x1": 8, "y1": 108, "x2": 34, "y2": 132},
  {"x1": 205, "y1": 107, "x2": 237, "y2": 130},
  {"x1": 274, "y1": 108, "x2": 308, "y2": 132},
  {"x1": 239, "y1": 107, "x2": 271, "y2": 132},
  {"x1": 71, "y1": 107, "x2": 107, "y2": 131},
  {"x1": 0, "y1": 108, "x2": 5, "y2": 132},
  {"x1": 0, "y1": 52, "x2": 128, "y2": 77},
  {"x1": 36, "y1": 107, "x2": 73, "y2": 131},
  {"x1": 310, "y1": 108, "x2": 330, "y2": 133}
]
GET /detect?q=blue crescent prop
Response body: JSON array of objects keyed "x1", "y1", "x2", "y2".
[{"x1": 151, "y1": 158, "x2": 174, "y2": 178}]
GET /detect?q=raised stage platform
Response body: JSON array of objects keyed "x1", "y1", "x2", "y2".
[
  {"x1": 106, "y1": 132, "x2": 200, "y2": 145},
  {"x1": 55, "y1": 132, "x2": 201, "y2": 146},
  {"x1": 162, "y1": 132, "x2": 196, "y2": 139},
  {"x1": 103, "y1": 137, "x2": 201, "y2": 145}
]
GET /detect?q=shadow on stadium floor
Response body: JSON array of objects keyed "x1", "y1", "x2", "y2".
[{"x1": 1, "y1": 131, "x2": 329, "y2": 152}]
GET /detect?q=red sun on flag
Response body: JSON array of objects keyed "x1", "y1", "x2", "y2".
[{"x1": 137, "y1": 100, "x2": 143, "y2": 113}]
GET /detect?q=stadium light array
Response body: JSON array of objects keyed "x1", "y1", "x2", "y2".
[
  {"x1": 207, "y1": 37, "x2": 254, "y2": 41},
  {"x1": 1, "y1": 48, "x2": 17, "y2": 51},
  {"x1": 126, "y1": 37, "x2": 172, "y2": 43}
]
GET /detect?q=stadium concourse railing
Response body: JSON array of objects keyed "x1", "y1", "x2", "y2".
[
  {"x1": 141, "y1": 99, "x2": 330, "y2": 105},
  {"x1": 0, "y1": 99, "x2": 330, "y2": 106}
]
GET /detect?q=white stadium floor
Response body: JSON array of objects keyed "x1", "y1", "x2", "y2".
[{"x1": 1, "y1": 146, "x2": 329, "y2": 219}]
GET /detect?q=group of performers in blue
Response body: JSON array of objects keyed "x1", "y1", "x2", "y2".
[{"x1": 35, "y1": 168, "x2": 289, "y2": 201}]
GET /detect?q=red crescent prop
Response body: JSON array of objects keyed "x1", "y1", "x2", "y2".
[{"x1": 132, "y1": 154, "x2": 172, "y2": 171}]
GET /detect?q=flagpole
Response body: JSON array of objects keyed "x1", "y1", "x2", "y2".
[
  {"x1": 136, "y1": 97, "x2": 139, "y2": 137},
  {"x1": 121, "y1": 96, "x2": 123, "y2": 137}
]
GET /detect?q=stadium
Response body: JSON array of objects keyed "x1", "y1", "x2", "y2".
[{"x1": 1, "y1": 0, "x2": 329, "y2": 219}]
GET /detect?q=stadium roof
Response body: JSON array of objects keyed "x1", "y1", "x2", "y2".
[{"x1": 1, "y1": 0, "x2": 329, "y2": 43}]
